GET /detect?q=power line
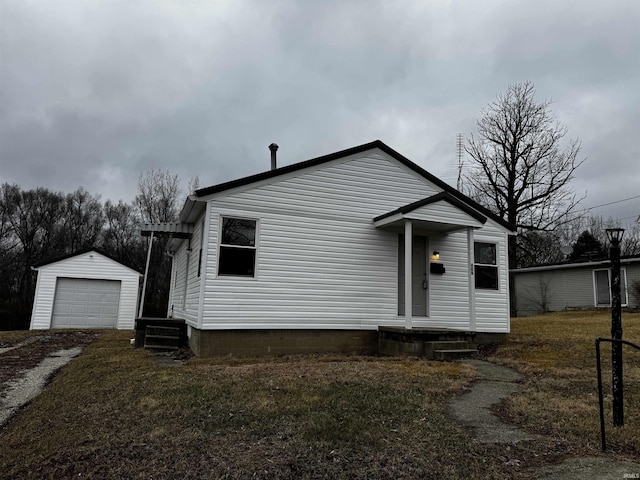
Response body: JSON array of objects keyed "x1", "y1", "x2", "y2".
[{"x1": 575, "y1": 194, "x2": 640, "y2": 214}]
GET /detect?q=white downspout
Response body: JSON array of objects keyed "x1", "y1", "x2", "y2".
[
  {"x1": 138, "y1": 231, "x2": 154, "y2": 318},
  {"x1": 404, "y1": 220, "x2": 413, "y2": 329}
]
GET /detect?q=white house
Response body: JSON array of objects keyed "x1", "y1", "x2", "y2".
[
  {"x1": 30, "y1": 249, "x2": 142, "y2": 330},
  {"x1": 143, "y1": 141, "x2": 514, "y2": 356}
]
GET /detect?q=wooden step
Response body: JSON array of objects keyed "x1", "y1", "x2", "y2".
[
  {"x1": 146, "y1": 326, "x2": 180, "y2": 336},
  {"x1": 144, "y1": 325, "x2": 180, "y2": 351}
]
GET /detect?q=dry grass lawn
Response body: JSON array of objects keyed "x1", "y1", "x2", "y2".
[
  {"x1": 0, "y1": 310, "x2": 638, "y2": 479},
  {"x1": 487, "y1": 310, "x2": 640, "y2": 463}
]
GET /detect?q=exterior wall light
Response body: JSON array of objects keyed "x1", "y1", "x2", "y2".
[{"x1": 432, "y1": 251, "x2": 440, "y2": 261}]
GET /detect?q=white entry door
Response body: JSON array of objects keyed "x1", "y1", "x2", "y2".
[{"x1": 398, "y1": 235, "x2": 428, "y2": 316}]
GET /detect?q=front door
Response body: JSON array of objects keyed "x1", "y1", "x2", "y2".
[{"x1": 398, "y1": 235, "x2": 428, "y2": 316}]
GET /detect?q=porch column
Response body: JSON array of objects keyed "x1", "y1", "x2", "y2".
[{"x1": 404, "y1": 220, "x2": 413, "y2": 329}]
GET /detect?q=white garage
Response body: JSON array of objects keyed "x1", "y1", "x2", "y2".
[{"x1": 30, "y1": 249, "x2": 142, "y2": 330}]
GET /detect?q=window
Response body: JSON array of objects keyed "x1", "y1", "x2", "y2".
[
  {"x1": 218, "y1": 217, "x2": 257, "y2": 277},
  {"x1": 593, "y1": 268, "x2": 628, "y2": 307},
  {"x1": 474, "y1": 242, "x2": 498, "y2": 290}
]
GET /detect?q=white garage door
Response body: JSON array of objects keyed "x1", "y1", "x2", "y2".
[{"x1": 51, "y1": 278, "x2": 121, "y2": 328}]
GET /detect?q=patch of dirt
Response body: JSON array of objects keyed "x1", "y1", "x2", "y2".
[
  {"x1": 0, "y1": 331, "x2": 98, "y2": 389},
  {"x1": 152, "y1": 347, "x2": 194, "y2": 366}
]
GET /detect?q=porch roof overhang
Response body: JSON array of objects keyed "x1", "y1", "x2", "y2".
[
  {"x1": 141, "y1": 222, "x2": 195, "y2": 253},
  {"x1": 140, "y1": 197, "x2": 207, "y2": 252},
  {"x1": 140, "y1": 222, "x2": 194, "y2": 238},
  {"x1": 373, "y1": 192, "x2": 487, "y2": 233}
]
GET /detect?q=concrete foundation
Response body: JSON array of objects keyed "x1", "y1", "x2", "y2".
[{"x1": 188, "y1": 328, "x2": 379, "y2": 357}]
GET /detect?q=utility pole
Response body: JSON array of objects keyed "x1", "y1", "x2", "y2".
[{"x1": 606, "y1": 227, "x2": 625, "y2": 426}]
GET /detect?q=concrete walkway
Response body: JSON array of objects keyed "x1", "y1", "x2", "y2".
[
  {"x1": 448, "y1": 359, "x2": 534, "y2": 444},
  {"x1": 0, "y1": 347, "x2": 83, "y2": 427},
  {"x1": 448, "y1": 359, "x2": 640, "y2": 479}
]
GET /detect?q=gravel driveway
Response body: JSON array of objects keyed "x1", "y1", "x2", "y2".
[{"x1": 0, "y1": 331, "x2": 98, "y2": 428}]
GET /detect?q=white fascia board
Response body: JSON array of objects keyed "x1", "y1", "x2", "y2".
[{"x1": 373, "y1": 213, "x2": 404, "y2": 228}]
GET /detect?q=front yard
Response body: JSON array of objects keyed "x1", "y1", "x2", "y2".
[{"x1": 0, "y1": 310, "x2": 638, "y2": 479}]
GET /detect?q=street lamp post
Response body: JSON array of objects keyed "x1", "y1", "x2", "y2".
[{"x1": 606, "y1": 227, "x2": 625, "y2": 427}]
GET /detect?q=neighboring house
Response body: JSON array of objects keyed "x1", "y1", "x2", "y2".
[
  {"x1": 512, "y1": 255, "x2": 640, "y2": 316},
  {"x1": 142, "y1": 140, "x2": 515, "y2": 356},
  {"x1": 30, "y1": 249, "x2": 142, "y2": 330}
]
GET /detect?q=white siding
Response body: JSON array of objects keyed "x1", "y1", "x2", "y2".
[
  {"x1": 30, "y1": 251, "x2": 141, "y2": 330},
  {"x1": 473, "y1": 224, "x2": 511, "y2": 332},
  {"x1": 177, "y1": 149, "x2": 510, "y2": 333},
  {"x1": 427, "y1": 231, "x2": 472, "y2": 330},
  {"x1": 407, "y1": 201, "x2": 484, "y2": 228},
  {"x1": 199, "y1": 152, "x2": 434, "y2": 330},
  {"x1": 169, "y1": 219, "x2": 206, "y2": 326},
  {"x1": 169, "y1": 242, "x2": 186, "y2": 313},
  {"x1": 170, "y1": 150, "x2": 509, "y2": 332}
]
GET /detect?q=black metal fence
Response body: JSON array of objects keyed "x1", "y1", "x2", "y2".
[{"x1": 595, "y1": 337, "x2": 640, "y2": 451}]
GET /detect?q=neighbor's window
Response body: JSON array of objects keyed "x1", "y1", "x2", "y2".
[
  {"x1": 474, "y1": 242, "x2": 498, "y2": 290},
  {"x1": 593, "y1": 268, "x2": 628, "y2": 307},
  {"x1": 218, "y1": 217, "x2": 257, "y2": 277}
]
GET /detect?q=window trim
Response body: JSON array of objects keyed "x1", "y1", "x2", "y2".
[
  {"x1": 474, "y1": 241, "x2": 499, "y2": 290},
  {"x1": 216, "y1": 215, "x2": 259, "y2": 278},
  {"x1": 593, "y1": 267, "x2": 628, "y2": 307}
]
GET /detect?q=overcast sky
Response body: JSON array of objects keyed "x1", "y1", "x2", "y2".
[{"x1": 1, "y1": 0, "x2": 639, "y2": 226}]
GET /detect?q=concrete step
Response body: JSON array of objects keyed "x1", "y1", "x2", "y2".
[
  {"x1": 433, "y1": 348, "x2": 478, "y2": 361},
  {"x1": 144, "y1": 343, "x2": 179, "y2": 351},
  {"x1": 424, "y1": 340, "x2": 471, "y2": 358}
]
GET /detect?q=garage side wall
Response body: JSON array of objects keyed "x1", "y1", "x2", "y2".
[{"x1": 30, "y1": 252, "x2": 141, "y2": 330}]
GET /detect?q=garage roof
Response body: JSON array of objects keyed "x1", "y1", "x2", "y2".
[{"x1": 32, "y1": 248, "x2": 142, "y2": 274}]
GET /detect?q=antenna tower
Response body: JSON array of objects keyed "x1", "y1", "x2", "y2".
[{"x1": 456, "y1": 133, "x2": 464, "y2": 190}]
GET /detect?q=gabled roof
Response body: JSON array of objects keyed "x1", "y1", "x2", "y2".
[
  {"x1": 32, "y1": 247, "x2": 143, "y2": 274},
  {"x1": 192, "y1": 140, "x2": 514, "y2": 232},
  {"x1": 373, "y1": 191, "x2": 487, "y2": 225}
]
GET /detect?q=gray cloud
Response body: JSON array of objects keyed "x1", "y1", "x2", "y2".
[{"x1": 1, "y1": 0, "x2": 638, "y2": 224}]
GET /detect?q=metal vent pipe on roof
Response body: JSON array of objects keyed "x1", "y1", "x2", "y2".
[{"x1": 269, "y1": 143, "x2": 278, "y2": 170}]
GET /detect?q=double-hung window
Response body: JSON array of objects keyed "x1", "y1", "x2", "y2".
[
  {"x1": 218, "y1": 217, "x2": 257, "y2": 277},
  {"x1": 474, "y1": 242, "x2": 498, "y2": 290}
]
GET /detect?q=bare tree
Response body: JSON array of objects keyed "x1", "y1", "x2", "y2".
[
  {"x1": 134, "y1": 168, "x2": 182, "y2": 223},
  {"x1": 133, "y1": 168, "x2": 188, "y2": 316},
  {"x1": 187, "y1": 175, "x2": 201, "y2": 195},
  {"x1": 564, "y1": 215, "x2": 640, "y2": 257},
  {"x1": 101, "y1": 200, "x2": 144, "y2": 265},
  {"x1": 57, "y1": 187, "x2": 104, "y2": 253},
  {"x1": 2, "y1": 187, "x2": 65, "y2": 328},
  {"x1": 465, "y1": 81, "x2": 584, "y2": 268},
  {"x1": 0, "y1": 184, "x2": 20, "y2": 258},
  {"x1": 518, "y1": 230, "x2": 564, "y2": 266}
]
